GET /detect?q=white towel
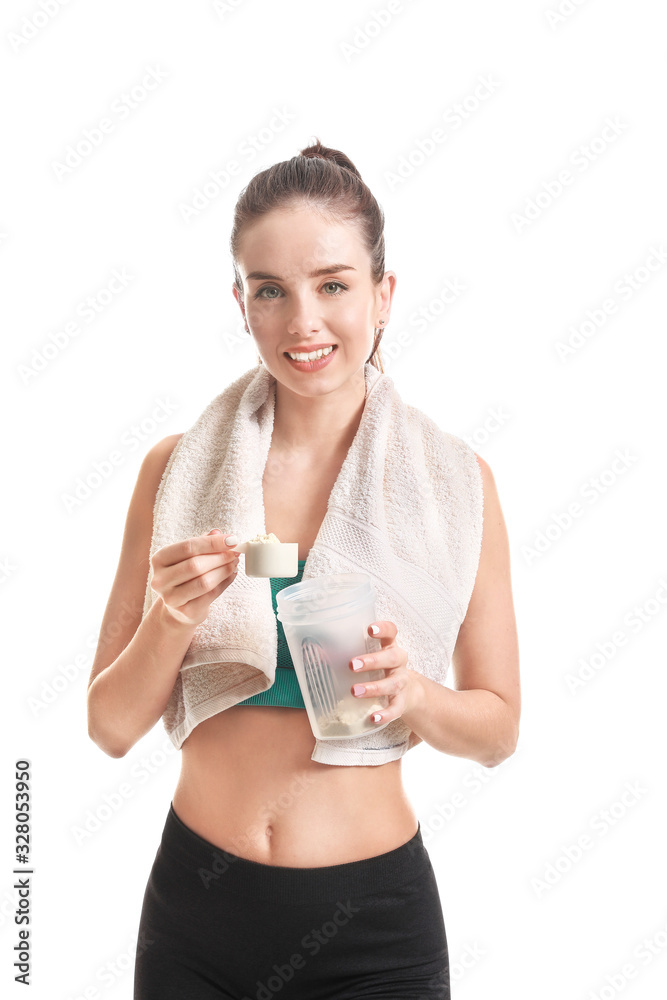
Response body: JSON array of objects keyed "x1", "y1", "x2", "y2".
[{"x1": 143, "y1": 361, "x2": 484, "y2": 766}]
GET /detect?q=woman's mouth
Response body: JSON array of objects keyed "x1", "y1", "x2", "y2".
[{"x1": 284, "y1": 344, "x2": 338, "y2": 371}]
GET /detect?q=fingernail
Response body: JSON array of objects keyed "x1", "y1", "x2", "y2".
[
  {"x1": 369, "y1": 624, "x2": 380, "y2": 635},
  {"x1": 209, "y1": 528, "x2": 222, "y2": 535},
  {"x1": 225, "y1": 534, "x2": 238, "y2": 546},
  {"x1": 371, "y1": 713, "x2": 383, "y2": 723},
  {"x1": 352, "y1": 658, "x2": 364, "y2": 671}
]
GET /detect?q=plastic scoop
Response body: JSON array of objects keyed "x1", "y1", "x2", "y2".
[{"x1": 230, "y1": 534, "x2": 299, "y2": 578}]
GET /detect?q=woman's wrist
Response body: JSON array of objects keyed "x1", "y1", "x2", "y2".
[{"x1": 154, "y1": 597, "x2": 199, "y2": 635}]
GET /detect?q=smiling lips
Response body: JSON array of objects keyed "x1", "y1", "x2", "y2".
[
  {"x1": 286, "y1": 343, "x2": 336, "y2": 353},
  {"x1": 285, "y1": 345, "x2": 337, "y2": 360}
]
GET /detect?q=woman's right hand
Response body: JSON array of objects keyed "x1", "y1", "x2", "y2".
[{"x1": 150, "y1": 529, "x2": 240, "y2": 627}]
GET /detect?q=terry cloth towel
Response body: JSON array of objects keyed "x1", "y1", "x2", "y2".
[{"x1": 142, "y1": 361, "x2": 484, "y2": 766}]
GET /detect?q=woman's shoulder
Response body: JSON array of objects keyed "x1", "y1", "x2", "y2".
[
  {"x1": 136, "y1": 434, "x2": 185, "y2": 499},
  {"x1": 143, "y1": 433, "x2": 184, "y2": 467}
]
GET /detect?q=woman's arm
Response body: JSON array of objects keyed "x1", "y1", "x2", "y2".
[
  {"x1": 86, "y1": 433, "x2": 195, "y2": 758},
  {"x1": 402, "y1": 454, "x2": 521, "y2": 767}
]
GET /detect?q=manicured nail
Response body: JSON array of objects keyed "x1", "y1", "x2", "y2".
[
  {"x1": 351, "y1": 658, "x2": 364, "y2": 671},
  {"x1": 372, "y1": 713, "x2": 383, "y2": 723},
  {"x1": 369, "y1": 624, "x2": 380, "y2": 635},
  {"x1": 225, "y1": 534, "x2": 238, "y2": 546}
]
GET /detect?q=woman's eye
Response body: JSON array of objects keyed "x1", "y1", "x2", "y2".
[
  {"x1": 254, "y1": 281, "x2": 347, "y2": 300},
  {"x1": 323, "y1": 281, "x2": 347, "y2": 295}
]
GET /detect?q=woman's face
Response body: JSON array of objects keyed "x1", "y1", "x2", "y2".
[{"x1": 233, "y1": 203, "x2": 395, "y2": 388}]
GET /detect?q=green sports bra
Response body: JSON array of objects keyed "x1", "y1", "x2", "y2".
[{"x1": 234, "y1": 559, "x2": 307, "y2": 709}]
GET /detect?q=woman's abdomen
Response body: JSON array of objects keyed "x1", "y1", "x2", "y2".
[{"x1": 171, "y1": 705, "x2": 419, "y2": 867}]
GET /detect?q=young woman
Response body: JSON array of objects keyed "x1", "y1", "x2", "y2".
[{"x1": 87, "y1": 138, "x2": 520, "y2": 999}]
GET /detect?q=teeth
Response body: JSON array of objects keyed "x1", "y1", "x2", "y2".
[{"x1": 287, "y1": 345, "x2": 335, "y2": 361}]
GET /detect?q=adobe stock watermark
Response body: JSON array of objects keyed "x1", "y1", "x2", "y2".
[
  {"x1": 555, "y1": 245, "x2": 667, "y2": 361},
  {"x1": 584, "y1": 911, "x2": 667, "y2": 1000},
  {"x1": 63, "y1": 930, "x2": 153, "y2": 999},
  {"x1": 521, "y1": 447, "x2": 638, "y2": 566},
  {"x1": 0, "y1": 556, "x2": 17, "y2": 585},
  {"x1": 565, "y1": 577, "x2": 667, "y2": 695},
  {"x1": 339, "y1": 0, "x2": 420, "y2": 64},
  {"x1": 381, "y1": 277, "x2": 467, "y2": 371},
  {"x1": 214, "y1": 773, "x2": 319, "y2": 875},
  {"x1": 28, "y1": 601, "x2": 137, "y2": 717},
  {"x1": 384, "y1": 75, "x2": 501, "y2": 191},
  {"x1": 7, "y1": 0, "x2": 74, "y2": 53},
  {"x1": 530, "y1": 780, "x2": 648, "y2": 898},
  {"x1": 462, "y1": 405, "x2": 511, "y2": 451},
  {"x1": 545, "y1": 0, "x2": 592, "y2": 29},
  {"x1": 61, "y1": 396, "x2": 179, "y2": 514},
  {"x1": 71, "y1": 735, "x2": 179, "y2": 847},
  {"x1": 51, "y1": 66, "x2": 169, "y2": 179},
  {"x1": 419, "y1": 750, "x2": 521, "y2": 848},
  {"x1": 178, "y1": 107, "x2": 296, "y2": 223},
  {"x1": 0, "y1": 882, "x2": 23, "y2": 930},
  {"x1": 238, "y1": 899, "x2": 361, "y2": 1000},
  {"x1": 197, "y1": 776, "x2": 319, "y2": 889},
  {"x1": 17, "y1": 267, "x2": 134, "y2": 385},
  {"x1": 219, "y1": 317, "x2": 252, "y2": 358},
  {"x1": 450, "y1": 942, "x2": 485, "y2": 987},
  {"x1": 212, "y1": 0, "x2": 249, "y2": 16},
  {"x1": 510, "y1": 116, "x2": 628, "y2": 233}
]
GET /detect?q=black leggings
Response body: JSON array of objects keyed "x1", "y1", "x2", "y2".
[{"x1": 133, "y1": 801, "x2": 450, "y2": 999}]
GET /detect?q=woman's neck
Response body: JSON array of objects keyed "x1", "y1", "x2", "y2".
[{"x1": 271, "y1": 369, "x2": 366, "y2": 453}]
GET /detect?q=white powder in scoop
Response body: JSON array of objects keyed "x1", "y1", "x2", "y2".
[{"x1": 248, "y1": 532, "x2": 282, "y2": 544}]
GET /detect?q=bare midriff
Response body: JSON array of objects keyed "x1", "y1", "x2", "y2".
[
  {"x1": 171, "y1": 435, "x2": 420, "y2": 868},
  {"x1": 172, "y1": 707, "x2": 419, "y2": 867}
]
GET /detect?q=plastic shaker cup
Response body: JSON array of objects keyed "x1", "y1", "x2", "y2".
[{"x1": 276, "y1": 573, "x2": 391, "y2": 740}]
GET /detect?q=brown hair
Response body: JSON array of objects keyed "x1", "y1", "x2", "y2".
[{"x1": 230, "y1": 137, "x2": 386, "y2": 373}]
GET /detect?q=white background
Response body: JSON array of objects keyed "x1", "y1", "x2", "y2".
[{"x1": 2, "y1": 1, "x2": 666, "y2": 997}]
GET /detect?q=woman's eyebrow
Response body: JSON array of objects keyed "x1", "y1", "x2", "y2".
[{"x1": 246, "y1": 264, "x2": 357, "y2": 282}]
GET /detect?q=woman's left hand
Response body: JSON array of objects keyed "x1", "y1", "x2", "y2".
[{"x1": 349, "y1": 621, "x2": 423, "y2": 725}]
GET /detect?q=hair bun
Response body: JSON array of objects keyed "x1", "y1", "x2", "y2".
[{"x1": 299, "y1": 136, "x2": 361, "y2": 178}]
